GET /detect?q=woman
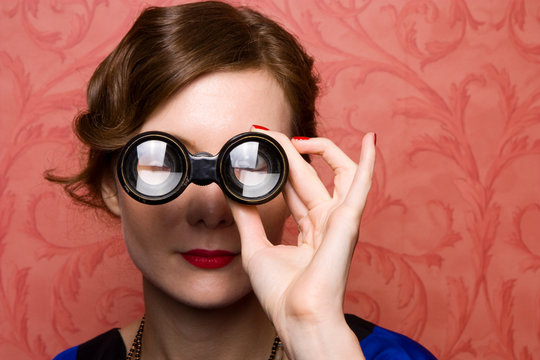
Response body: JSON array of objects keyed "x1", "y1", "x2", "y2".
[{"x1": 50, "y1": 1, "x2": 436, "y2": 359}]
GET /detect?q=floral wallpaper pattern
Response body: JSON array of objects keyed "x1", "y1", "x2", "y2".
[{"x1": 1, "y1": 0, "x2": 539, "y2": 359}]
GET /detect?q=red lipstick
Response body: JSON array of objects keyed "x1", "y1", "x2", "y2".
[{"x1": 181, "y1": 249, "x2": 237, "y2": 269}]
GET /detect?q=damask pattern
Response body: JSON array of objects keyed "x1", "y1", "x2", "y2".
[{"x1": 1, "y1": 0, "x2": 539, "y2": 359}]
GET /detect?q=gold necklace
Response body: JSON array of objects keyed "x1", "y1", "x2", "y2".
[{"x1": 126, "y1": 316, "x2": 283, "y2": 360}]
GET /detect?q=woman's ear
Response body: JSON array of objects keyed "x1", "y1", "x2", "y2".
[{"x1": 101, "y1": 176, "x2": 122, "y2": 216}]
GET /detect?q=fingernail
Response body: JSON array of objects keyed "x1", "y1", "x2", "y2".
[
  {"x1": 252, "y1": 125, "x2": 269, "y2": 130},
  {"x1": 292, "y1": 136, "x2": 310, "y2": 141}
]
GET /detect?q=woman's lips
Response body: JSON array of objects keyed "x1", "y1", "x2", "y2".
[{"x1": 181, "y1": 249, "x2": 237, "y2": 269}]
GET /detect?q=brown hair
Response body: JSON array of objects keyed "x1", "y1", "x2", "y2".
[{"x1": 47, "y1": 1, "x2": 319, "y2": 214}]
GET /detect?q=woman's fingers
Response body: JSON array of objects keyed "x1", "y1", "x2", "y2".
[
  {"x1": 312, "y1": 132, "x2": 376, "y2": 277},
  {"x1": 245, "y1": 127, "x2": 375, "y2": 263},
  {"x1": 282, "y1": 181, "x2": 308, "y2": 224},
  {"x1": 342, "y1": 132, "x2": 376, "y2": 214},
  {"x1": 291, "y1": 137, "x2": 357, "y2": 173},
  {"x1": 251, "y1": 128, "x2": 363, "y2": 212},
  {"x1": 291, "y1": 137, "x2": 358, "y2": 200},
  {"x1": 251, "y1": 127, "x2": 331, "y2": 210},
  {"x1": 227, "y1": 200, "x2": 271, "y2": 263}
]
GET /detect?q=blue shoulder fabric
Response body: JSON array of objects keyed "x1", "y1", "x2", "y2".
[
  {"x1": 51, "y1": 328, "x2": 125, "y2": 360},
  {"x1": 345, "y1": 314, "x2": 436, "y2": 360},
  {"x1": 360, "y1": 325, "x2": 437, "y2": 360},
  {"x1": 52, "y1": 345, "x2": 78, "y2": 360}
]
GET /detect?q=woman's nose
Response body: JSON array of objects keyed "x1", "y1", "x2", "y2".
[{"x1": 184, "y1": 183, "x2": 235, "y2": 229}]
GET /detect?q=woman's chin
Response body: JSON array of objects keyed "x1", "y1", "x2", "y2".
[
  {"x1": 144, "y1": 271, "x2": 255, "y2": 311},
  {"x1": 180, "y1": 288, "x2": 256, "y2": 311}
]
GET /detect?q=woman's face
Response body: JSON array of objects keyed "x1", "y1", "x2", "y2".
[{"x1": 109, "y1": 69, "x2": 292, "y2": 309}]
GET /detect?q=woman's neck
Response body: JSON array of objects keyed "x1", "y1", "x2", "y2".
[{"x1": 132, "y1": 277, "x2": 278, "y2": 360}]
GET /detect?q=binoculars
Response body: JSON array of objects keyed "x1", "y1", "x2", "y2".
[{"x1": 117, "y1": 131, "x2": 288, "y2": 205}]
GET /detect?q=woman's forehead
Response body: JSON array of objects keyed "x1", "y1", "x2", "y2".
[{"x1": 140, "y1": 70, "x2": 292, "y2": 152}]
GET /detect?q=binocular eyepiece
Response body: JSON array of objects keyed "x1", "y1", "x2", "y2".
[{"x1": 117, "y1": 131, "x2": 289, "y2": 205}]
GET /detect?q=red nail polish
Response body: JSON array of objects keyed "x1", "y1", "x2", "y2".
[
  {"x1": 374, "y1": 133, "x2": 377, "y2": 146},
  {"x1": 252, "y1": 125, "x2": 269, "y2": 130},
  {"x1": 292, "y1": 136, "x2": 310, "y2": 141}
]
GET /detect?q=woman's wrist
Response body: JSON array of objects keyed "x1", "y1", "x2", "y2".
[{"x1": 276, "y1": 315, "x2": 366, "y2": 360}]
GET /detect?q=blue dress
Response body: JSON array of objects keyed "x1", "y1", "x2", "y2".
[{"x1": 53, "y1": 314, "x2": 437, "y2": 359}]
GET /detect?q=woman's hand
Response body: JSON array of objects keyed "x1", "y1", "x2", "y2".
[{"x1": 228, "y1": 128, "x2": 376, "y2": 360}]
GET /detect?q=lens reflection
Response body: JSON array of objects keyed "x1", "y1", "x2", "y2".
[
  {"x1": 233, "y1": 156, "x2": 268, "y2": 186},
  {"x1": 226, "y1": 141, "x2": 281, "y2": 199},
  {"x1": 136, "y1": 140, "x2": 171, "y2": 185},
  {"x1": 133, "y1": 140, "x2": 183, "y2": 197}
]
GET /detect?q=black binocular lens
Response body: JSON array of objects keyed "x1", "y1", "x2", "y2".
[{"x1": 117, "y1": 131, "x2": 288, "y2": 205}]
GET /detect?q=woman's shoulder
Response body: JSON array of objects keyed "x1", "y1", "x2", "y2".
[
  {"x1": 52, "y1": 328, "x2": 126, "y2": 360},
  {"x1": 345, "y1": 314, "x2": 437, "y2": 360}
]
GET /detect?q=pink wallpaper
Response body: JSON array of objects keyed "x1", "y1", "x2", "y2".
[{"x1": 1, "y1": 0, "x2": 540, "y2": 359}]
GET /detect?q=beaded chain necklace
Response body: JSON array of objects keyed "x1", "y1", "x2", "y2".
[{"x1": 126, "y1": 316, "x2": 283, "y2": 360}]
